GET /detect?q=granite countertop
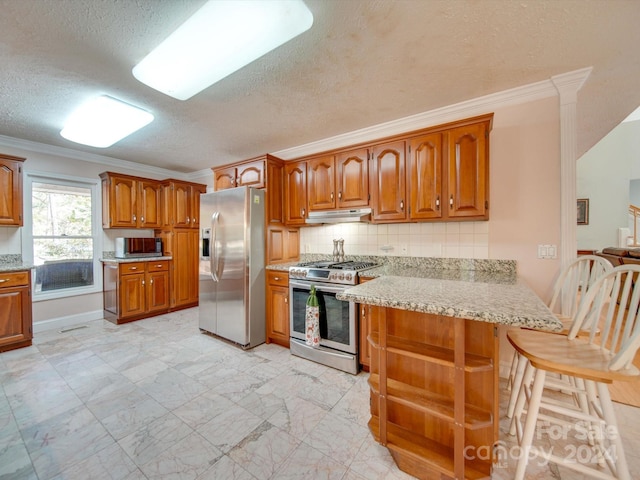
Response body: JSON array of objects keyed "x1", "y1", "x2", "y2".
[
  {"x1": 337, "y1": 275, "x2": 562, "y2": 331},
  {"x1": 0, "y1": 263, "x2": 35, "y2": 273},
  {"x1": 101, "y1": 256, "x2": 173, "y2": 264}
]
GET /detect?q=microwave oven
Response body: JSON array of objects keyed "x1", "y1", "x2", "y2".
[{"x1": 115, "y1": 237, "x2": 162, "y2": 258}]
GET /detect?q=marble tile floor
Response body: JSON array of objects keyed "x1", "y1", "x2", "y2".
[{"x1": 0, "y1": 308, "x2": 637, "y2": 480}]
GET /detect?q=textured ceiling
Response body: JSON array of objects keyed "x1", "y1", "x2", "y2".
[{"x1": 0, "y1": 0, "x2": 639, "y2": 174}]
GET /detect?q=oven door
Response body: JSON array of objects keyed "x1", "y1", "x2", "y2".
[{"x1": 289, "y1": 279, "x2": 357, "y2": 354}]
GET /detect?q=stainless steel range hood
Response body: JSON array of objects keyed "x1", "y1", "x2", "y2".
[{"x1": 305, "y1": 208, "x2": 372, "y2": 224}]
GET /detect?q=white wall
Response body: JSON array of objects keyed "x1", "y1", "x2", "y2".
[{"x1": 577, "y1": 120, "x2": 640, "y2": 250}]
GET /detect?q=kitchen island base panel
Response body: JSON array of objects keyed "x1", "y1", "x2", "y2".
[{"x1": 368, "y1": 306, "x2": 498, "y2": 480}]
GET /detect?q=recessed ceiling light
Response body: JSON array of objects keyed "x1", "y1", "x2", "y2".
[
  {"x1": 60, "y1": 95, "x2": 154, "y2": 148},
  {"x1": 132, "y1": 0, "x2": 314, "y2": 100}
]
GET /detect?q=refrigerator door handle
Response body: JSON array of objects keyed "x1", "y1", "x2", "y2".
[{"x1": 210, "y1": 211, "x2": 221, "y2": 282}]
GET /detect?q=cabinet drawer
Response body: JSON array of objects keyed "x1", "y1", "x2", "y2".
[
  {"x1": 0, "y1": 271, "x2": 29, "y2": 288},
  {"x1": 146, "y1": 260, "x2": 169, "y2": 272},
  {"x1": 119, "y1": 262, "x2": 146, "y2": 274},
  {"x1": 267, "y1": 270, "x2": 289, "y2": 287}
]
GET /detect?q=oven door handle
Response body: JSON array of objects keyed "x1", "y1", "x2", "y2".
[{"x1": 289, "y1": 279, "x2": 351, "y2": 295}]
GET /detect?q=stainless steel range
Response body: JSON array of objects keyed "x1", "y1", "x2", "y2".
[{"x1": 289, "y1": 260, "x2": 378, "y2": 374}]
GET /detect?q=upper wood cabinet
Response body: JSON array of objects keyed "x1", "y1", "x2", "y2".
[
  {"x1": 408, "y1": 132, "x2": 443, "y2": 220},
  {"x1": 100, "y1": 172, "x2": 162, "y2": 229},
  {"x1": 370, "y1": 140, "x2": 407, "y2": 222},
  {"x1": 307, "y1": 149, "x2": 369, "y2": 212},
  {"x1": 284, "y1": 160, "x2": 307, "y2": 225},
  {"x1": 213, "y1": 159, "x2": 265, "y2": 190},
  {"x1": 0, "y1": 154, "x2": 25, "y2": 227},
  {"x1": 161, "y1": 179, "x2": 206, "y2": 229},
  {"x1": 336, "y1": 148, "x2": 369, "y2": 209},
  {"x1": 446, "y1": 121, "x2": 489, "y2": 219}
]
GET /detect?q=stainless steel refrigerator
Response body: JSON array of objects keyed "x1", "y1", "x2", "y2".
[{"x1": 198, "y1": 186, "x2": 265, "y2": 348}]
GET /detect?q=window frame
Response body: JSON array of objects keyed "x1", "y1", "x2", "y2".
[{"x1": 22, "y1": 170, "x2": 103, "y2": 301}]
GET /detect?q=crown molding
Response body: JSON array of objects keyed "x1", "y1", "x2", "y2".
[
  {"x1": 0, "y1": 134, "x2": 187, "y2": 179},
  {"x1": 273, "y1": 68, "x2": 591, "y2": 160}
]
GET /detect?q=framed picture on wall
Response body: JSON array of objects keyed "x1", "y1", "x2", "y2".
[{"x1": 577, "y1": 198, "x2": 589, "y2": 225}]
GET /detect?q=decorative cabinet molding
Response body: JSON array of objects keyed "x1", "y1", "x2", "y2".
[{"x1": 0, "y1": 154, "x2": 25, "y2": 227}]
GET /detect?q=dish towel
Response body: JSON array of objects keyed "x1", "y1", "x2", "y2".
[{"x1": 305, "y1": 285, "x2": 320, "y2": 348}]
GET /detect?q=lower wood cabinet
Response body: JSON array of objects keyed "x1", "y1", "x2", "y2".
[
  {"x1": 0, "y1": 270, "x2": 32, "y2": 352},
  {"x1": 266, "y1": 270, "x2": 290, "y2": 347},
  {"x1": 103, "y1": 260, "x2": 170, "y2": 324},
  {"x1": 368, "y1": 306, "x2": 498, "y2": 480}
]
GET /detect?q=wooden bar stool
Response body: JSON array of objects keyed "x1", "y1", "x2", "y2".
[
  {"x1": 506, "y1": 255, "x2": 612, "y2": 418},
  {"x1": 508, "y1": 264, "x2": 640, "y2": 480}
]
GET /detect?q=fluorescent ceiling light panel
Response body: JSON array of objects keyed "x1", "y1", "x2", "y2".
[
  {"x1": 132, "y1": 0, "x2": 314, "y2": 100},
  {"x1": 60, "y1": 95, "x2": 154, "y2": 148}
]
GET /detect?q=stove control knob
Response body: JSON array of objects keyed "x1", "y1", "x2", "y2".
[
  {"x1": 346, "y1": 273, "x2": 353, "y2": 281},
  {"x1": 329, "y1": 273, "x2": 335, "y2": 280},
  {"x1": 338, "y1": 273, "x2": 344, "y2": 280}
]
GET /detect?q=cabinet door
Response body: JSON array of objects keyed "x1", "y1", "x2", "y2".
[
  {"x1": 408, "y1": 133, "x2": 443, "y2": 220},
  {"x1": 0, "y1": 156, "x2": 24, "y2": 226},
  {"x1": 237, "y1": 160, "x2": 265, "y2": 188},
  {"x1": 370, "y1": 141, "x2": 407, "y2": 222},
  {"x1": 284, "y1": 161, "x2": 307, "y2": 225},
  {"x1": 266, "y1": 160, "x2": 284, "y2": 224},
  {"x1": 110, "y1": 175, "x2": 138, "y2": 227},
  {"x1": 147, "y1": 270, "x2": 169, "y2": 313},
  {"x1": 172, "y1": 182, "x2": 192, "y2": 228},
  {"x1": 0, "y1": 282, "x2": 31, "y2": 351},
  {"x1": 307, "y1": 155, "x2": 336, "y2": 211},
  {"x1": 213, "y1": 166, "x2": 237, "y2": 191},
  {"x1": 172, "y1": 229, "x2": 199, "y2": 308},
  {"x1": 446, "y1": 122, "x2": 489, "y2": 219},
  {"x1": 119, "y1": 272, "x2": 145, "y2": 318},
  {"x1": 336, "y1": 148, "x2": 369, "y2": 208},
  {"x1": 266, "y1": 272, "x2": 290, "y2": 347},
  {"x1": 138, "y1": 180, "x2": 162, "y2": 228},
  {"x1": 190, "y1": 184, "x2": 205, "y2": 228}
]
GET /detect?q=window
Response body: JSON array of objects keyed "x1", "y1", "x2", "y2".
[{"x1": 24, "y1": 173, "x2": 101, "y2": 298}]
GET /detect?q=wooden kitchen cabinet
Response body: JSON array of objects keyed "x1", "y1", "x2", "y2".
[
  {"x1": 267, "y1": 226, "x2": 300, "y2": 264},
  {"x1": 161, "y1": 179, "x2": 206, "y2": 229},
  {"x1": 408, "y1": 132, "x2": 443, "y2": 220},
  {"x1": 368, "y1": 307, "x2": 498, "y2": 479},
  {"x1": 284, "y1": 160, "x2": 307, "y2": 225},
  {"x1": 266, "y1": 270, "x2": 289, "y2": 347},
  {"x1": 154, "y1": 228, "x2": 200, "y2": 310},
  {"x1": 213, "y1": 159, "x2": 265, "y2": 190},
  {"x1": 446, "y1": 120, "x2": 490, "y2": 219},
  {"x1": 369, "y1": 140, "x2": 407, "y2": 222},
  {"x1": 103, "y1": 260, "x2": 170, "y2": 324},
  {"x1": 0, "y1": 270, "x2": 32, "y2": 352},
  {"x1": 0, "y1": 154, "x2": 25, "y2": 227},
  {"x1": 100, "y1": 172, "x2": 162, "y2": 229},
  {"x1": 336, "y1": 147, "x2": 369, "y2": 209},
  {"x1": 307, "y1": 149, "x2": 369, "y2": 212}
]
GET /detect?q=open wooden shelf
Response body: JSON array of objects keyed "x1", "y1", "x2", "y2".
[
  {"x1": 368, "y1": 416, "x2": 490, "y2": 480},
  {"x1": 369, "y1": 332, "x2": 493, "y2": 372},
  {"x1": 368, "y1": 374, "x2": 493, "y2": 430}
]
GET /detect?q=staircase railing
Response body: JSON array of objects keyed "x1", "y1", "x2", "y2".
[{"x1": 630, "y1": 204, "x2": 640, "y2": 246}]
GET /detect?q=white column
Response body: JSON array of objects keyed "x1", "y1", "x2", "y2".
[{"x1": 551, "y1": 67, "x2": 592, "y2": 267}]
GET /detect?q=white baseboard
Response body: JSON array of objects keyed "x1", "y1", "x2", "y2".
[{"x1": 33, "y1": 310, "x2": 104, "y2": 333}]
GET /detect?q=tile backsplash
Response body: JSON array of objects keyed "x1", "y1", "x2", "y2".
[{"x1": 299, "y1": 221, "x2": 489, "y2": 259}]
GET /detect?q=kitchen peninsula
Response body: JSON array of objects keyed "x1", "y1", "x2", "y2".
[{"x1": 337, "y1": 262, "x2": 562, "y2": 480}]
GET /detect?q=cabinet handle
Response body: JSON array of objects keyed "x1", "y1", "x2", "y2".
[
  {"x1": 301, "y1": 208, "x2": 306, "y2": 217},
  {"x1": 0, "y1": 279, "x2": 8, "y2": 283},
  {"x1": 284, "y1": 297, "x2": 288, "y2": 304},
  {"x1": 192, "y1": 217, "x2": 197, "y2": 224},
  {"x1": 400, "y1": 200, "x2": 404, "y2": 211},
  {"x1": 129, "y1": 267, "x2": 138, "y2": 271},
  {"x1": 142, "y1": 280, "x2": 145, "y2": 285},
  {"x1": 186, "y1": 217, "x2": 190, "y2": 224},
  {"x1": 338, "y1": 191, "x2": 342, "y2": 200},
  {"x1": 141, "y1": 216, "x2": 145, "y2": 223},
  {"x1": 132, "y1": 214, "x2": 137, "y2": 222},
  {"x1": 274, "y1": 276, "x2": 280, "y2": 281},
  {"x1": 331, "y1": 192, "x2": 334, "y2": 201},
  {"x1": 150, "y1": 279, "x2": 154, "y2": 285},
  {"x1": 436, "y1": 195, "x2": 440, "y2": 210},
  {"x1": 156, "y1": 264, "x2": 163, "y2": 268},
  {"x1": 450, "y1": 194, "x2": 454, "y2": 208}
]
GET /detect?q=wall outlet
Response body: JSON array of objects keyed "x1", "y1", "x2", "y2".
[{"x1": 537, "y1": 244, "x2": 557, "y2": 259}]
